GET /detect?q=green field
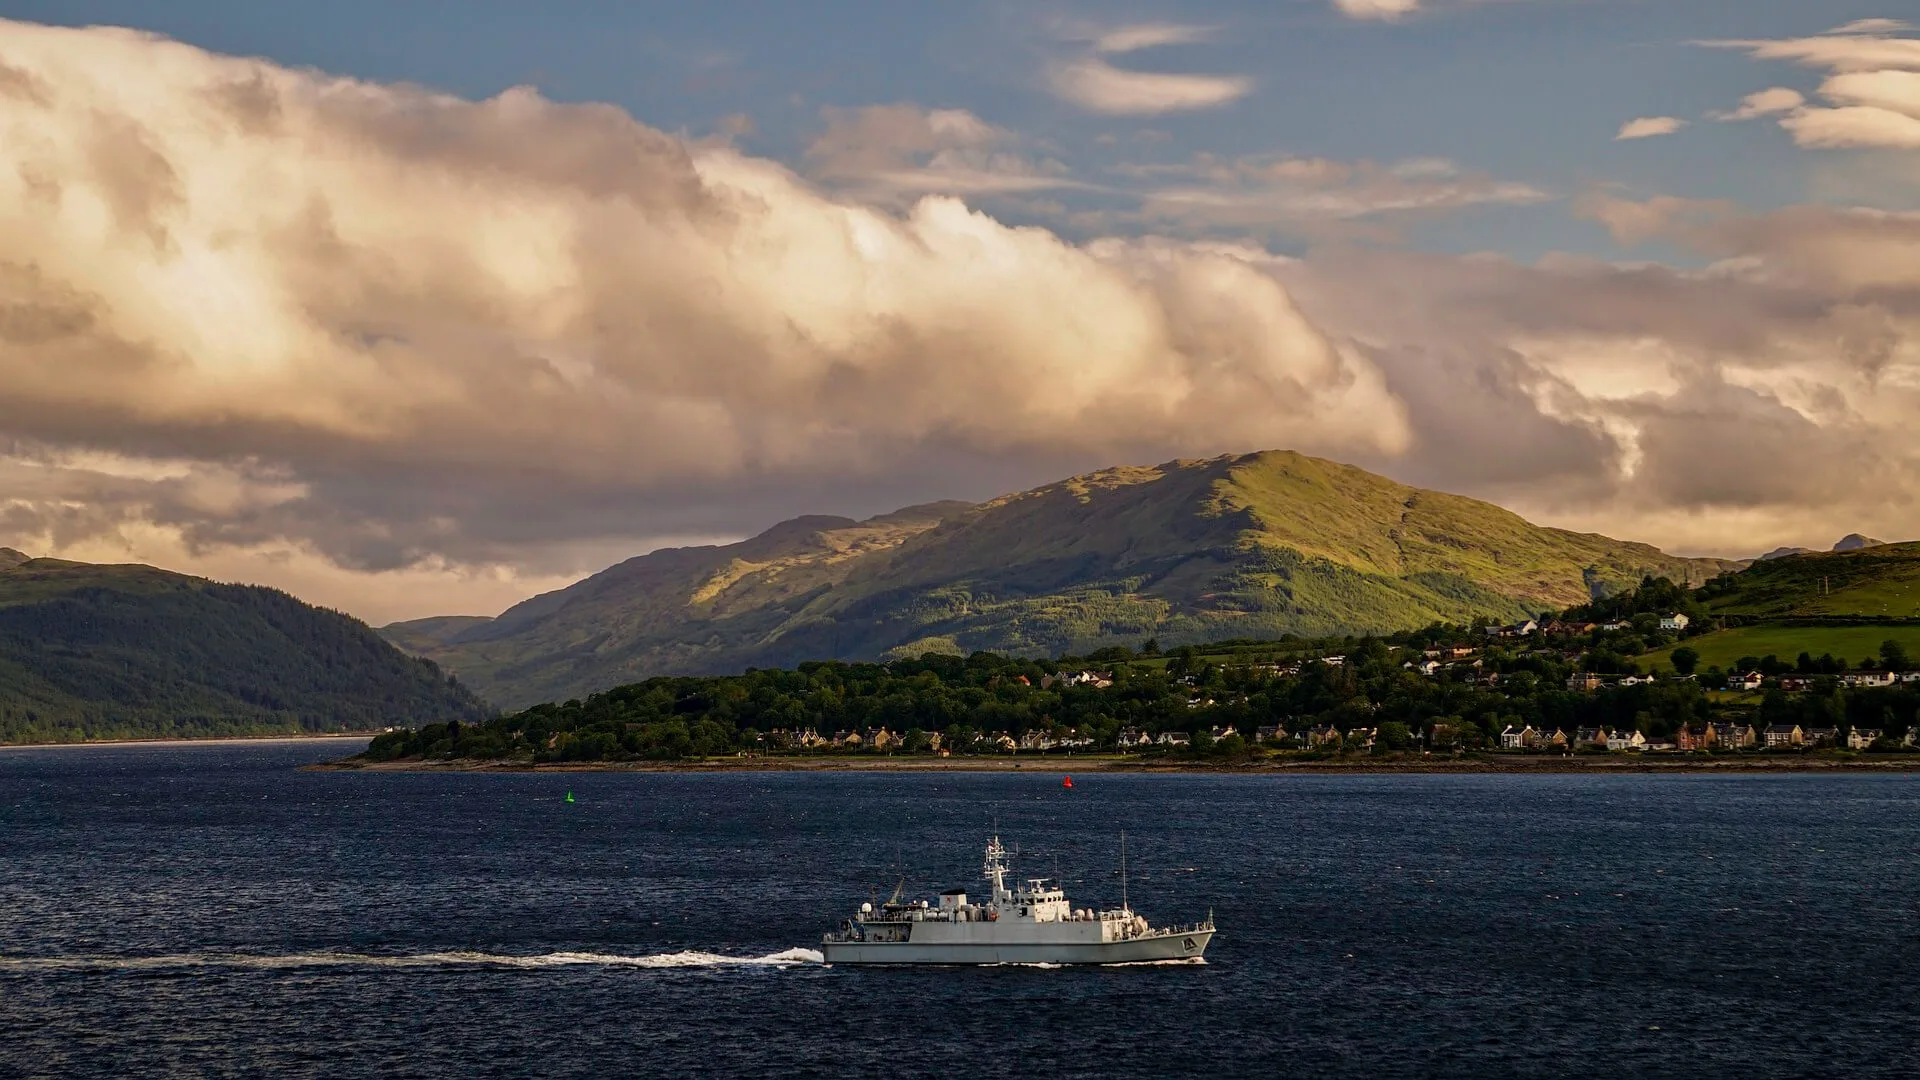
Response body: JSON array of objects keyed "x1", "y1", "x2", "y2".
[{"x1": 1643, "y1": 624, "x2": 1920, "y2": 673}]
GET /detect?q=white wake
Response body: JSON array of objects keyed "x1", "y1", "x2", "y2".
[{"x1": 0, "y1": 947, "x2": 825, "y2": 972}]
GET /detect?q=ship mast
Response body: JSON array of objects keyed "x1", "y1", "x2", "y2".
[
  {"x1": 1120, "y1": 830, "x2": 1129, "y2": 915},
  {"x1": 983, "y1": 834, "x2": 1010, "y2": 904}
]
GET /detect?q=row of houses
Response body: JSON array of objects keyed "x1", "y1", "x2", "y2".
[
  {"x1": 1499, "y1": 724, "x2": 1650, "y2": 751},
  {"x1": 1767, "y1": 671, "x2": 1920, "y2": 692},
  {"x1": 1499, "y1": 721, "x2": 1916, "y2": 752},
  {"x1": 765, "y1": 727, "x2": 926, "y2": 751},
  {"x1": 1484, "y1": 614, "x2": 1690, "y2": 640}
]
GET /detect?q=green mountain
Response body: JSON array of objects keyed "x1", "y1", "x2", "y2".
[
  {"x1": 385, "y1": 451, "x2": 1738, "y2": 709},
  {"x1": 0, "y1": 555, "x2": 489, "y2": 744}
]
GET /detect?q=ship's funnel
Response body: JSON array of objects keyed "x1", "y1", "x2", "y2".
[{"x1": 939, "y1": 890, "x2": 967, "y2": 910}]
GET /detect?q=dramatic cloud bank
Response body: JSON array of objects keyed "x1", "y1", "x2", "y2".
[
  {"x1": 3, "y1": 19, "x2": 1918, "y2": 622},
  {"x1": 0, "y1": 20, "x2": 1394, "y2": 618}
]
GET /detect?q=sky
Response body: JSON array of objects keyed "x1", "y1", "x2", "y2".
[{"x1": 0, "y1": 1, "x2": 1918, "y2": 623}]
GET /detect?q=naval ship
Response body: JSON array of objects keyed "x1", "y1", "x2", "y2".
[{"x1": 819, "y1": 836, "x2": 1215, "y2": 965}]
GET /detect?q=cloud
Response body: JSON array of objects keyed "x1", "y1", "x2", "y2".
[
  {"x1": 1278, "y1": 204, "x2": 1920, "y2": 553},
  {"x1": 1704, "y1": 23, "x2": 1920, "y2": 149},
  {"x1": 1091, "y1": 23, "x2": 1215, "y2": 54},
  {"x1": 1127, "y1": 153, "x2": 1549, "y2": 233},
  {"x1": 1826, "y1": 19, "x2": 1913, "y2": 36},
  {"x1": 1045, "y1": 22, "x2": 1251, "y2": 115},
  {"x1": 803, "y1": 104, "x2": 1079, "y2": 199},
  {"x1": 1333, "y1": 0, "x2": 1423, "y2": 20},
  {"x1": 1330, "y1": 0, "x2": 1537, "y2": 22},
  {"x1": 0, "y1": 19, "x2": 1407, "y2": 618},
  {"x1": 8, "y1": 17, "x2": 1920, "y2": 619},
  {"x1": 1708, "y1": 87, "x2": 1806, "y2": 121},
  {"x1": 1615, "y1": 116, "x2": 1686, "y2": 140},
  {"x1": 1574, "y1": 192, "x2": 1734, "y2": 246},
  {"x1": 1047, "y1": 58, "x2": 1252, "y2": 115}
]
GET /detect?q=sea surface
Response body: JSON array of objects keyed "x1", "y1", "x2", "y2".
[{"x1": 2, "y1": 743, "x2": 1917, "y2": 1079}]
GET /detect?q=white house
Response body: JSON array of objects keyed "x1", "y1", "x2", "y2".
[
  {"x1": 1730, "y1": 671, "x2": 1765, "y2": 692},
  {"x1": 1607, "y1": 729, "x2": 1648, "y2": 752},
  {"x1": 1500, "y1": 724, "x2": 1533, "y2": 750},
  {"x1": 1660, "y1": 613, "x2": 1691, "y2": 631},
  {"x1": 1842, "y1": 672, "x2": 1896, "y2": 689},
  {"x1": 1848, "y1": 728, "x2": 1884, "y2": 751}
]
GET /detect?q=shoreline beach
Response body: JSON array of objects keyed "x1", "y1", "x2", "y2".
[{"x1": 303, "y1": 752, "x2": 1920, "y2": 775}]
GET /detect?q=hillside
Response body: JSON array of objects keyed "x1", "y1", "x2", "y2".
[
  {"x1": 0, "y1": 556, "x2": 490, "y2": 744},
  {"x1": 1696, "y1": 542, "x2": 1920, "y2": 620},
  {"x1": 385, "y1": 451, "x2": 1737, "y2": 709}
]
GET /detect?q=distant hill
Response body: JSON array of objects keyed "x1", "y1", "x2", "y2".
[
  {"x1": 0, "y1": 555, "x2": 489, "y2": 744},
  {"x1": 1832, "y1": 533, "x2": 1887, "y2": 553},
  {"x1": 1757, "y1": 535, "x2": 1896, "y2": 562},
  {"x1": 384, "y1": 451, "x2": 1738, "y2": 709}
]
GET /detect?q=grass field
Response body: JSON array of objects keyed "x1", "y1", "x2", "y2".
[{"x1": 1643, "y1": 624, "x2": 1920, "y2": 673}]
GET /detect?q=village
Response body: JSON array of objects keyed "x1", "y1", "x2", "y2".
[{"x1": 750, "y1": 609, "x2": 1920, "y2": 759}]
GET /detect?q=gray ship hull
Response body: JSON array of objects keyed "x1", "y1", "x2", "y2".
[{"x1": 821, "y1": 928, "x2": 1213, "y2": 966}]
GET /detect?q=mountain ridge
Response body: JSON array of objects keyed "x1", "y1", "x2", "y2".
[
  {"x1": 0, "y1": 553, "x2": 489, "y2": 744},
  {"x1": 383, "y1": 450, "x2": 1742, "y2": 708}
]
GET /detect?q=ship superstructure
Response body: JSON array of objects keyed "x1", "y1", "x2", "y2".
[{"x1": 819, "y1": 836, "x2": 1215, "y2": 965}]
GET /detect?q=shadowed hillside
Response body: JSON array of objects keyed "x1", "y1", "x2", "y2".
[
  {"x1": 0, "y1": 557, "x2": 490, "y2": 744},
  {"x1": 384, "y1": 451, "x2": 1737, "y2": 709}
]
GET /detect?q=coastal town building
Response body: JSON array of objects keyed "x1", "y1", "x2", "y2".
[
  {"x1": 1764, "y1": 724, "x2": 1803, "y2": 748},
  {"x1": 1677, "y1": 724, "x2": 1714, "y2": 752},
  {"x1": 1712, "y1": 722, "x2": 1758, "y2": 750},
  {"x1": 1607, "y1": 729, "x2": 1647, "y2": 752}
]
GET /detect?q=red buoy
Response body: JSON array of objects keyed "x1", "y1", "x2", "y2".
[{"x1": 1062, "y1": 775, "x2": 1073, "y2": 789}]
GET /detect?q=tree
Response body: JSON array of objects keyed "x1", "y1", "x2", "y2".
[
  {"x1": 1670, "y1": 647, "x2": 1701, "y2": 677},
  {"x1": 1880, "y1": 640, "x2": 1910, "y2": 673},
  {"x1": 1378, "y1": 721, "x2": 1412, "y2": 751}
]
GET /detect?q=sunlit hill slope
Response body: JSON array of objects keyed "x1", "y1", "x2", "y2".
[{"x1": 384, "y1": 451, "x2": 1739, "y2": 709}]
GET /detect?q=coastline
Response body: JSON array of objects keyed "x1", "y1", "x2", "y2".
[
  {"x1": 1, "y1": 734, "x2": 377, "y2": 751},
  {"x1": 303, "y1": 752, "x2": 1920, "y2": 775}
]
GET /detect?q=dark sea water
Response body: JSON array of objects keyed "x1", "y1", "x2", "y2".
[{"x1": 2, "y1": 743, "x2": 1918, "y2": 1079}]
